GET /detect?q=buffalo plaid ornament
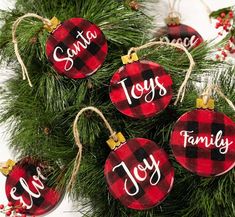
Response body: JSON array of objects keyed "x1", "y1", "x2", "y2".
[
  {"x1": 105, "y1": 135, "x2": 174, "y2": 210},
  {"x1": 46, "y1": 17, "x2": 108, "y2": 79},
  {"x1": 155, "y1": 15, "x2": 203, "y2": 49},
  {"x1": 109, "y1": 59, "x2": 173, "y2": 119},
  {"x1": 164, "y1": 24, "x2": 203, "y2": 49},
  {"x1": 4, "y1": 157, "x2": 62, "y2": 216},
  {"x1": 170, "y1": 108, "x2": 235, "y2": 177}
]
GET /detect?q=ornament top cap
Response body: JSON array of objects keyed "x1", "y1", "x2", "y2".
[
  {"x1": 44, "y1": 16, "x2": 60, "y2": 33},
  {"x1": 121, "y1": 53, "x2": 139, "y2": 64},
  {"x1": 196, "y1": 97, "x2": 215, "y2": 110},
  {"x1": 165, "y1": 16, "x2": 180, "y2": 26},
  {"x1": 106, "y1": 132, "x2": 126, "y2": 150},
  {"x1": 0, "y1": 159, "x2": 16, "y2": 176}
]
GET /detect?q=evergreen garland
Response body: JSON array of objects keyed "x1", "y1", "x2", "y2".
[{"x1": 0, "y1": 1, "x2": 234, "y2": 217}]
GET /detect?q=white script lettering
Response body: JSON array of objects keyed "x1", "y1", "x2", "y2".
[
  {"x1": 10, "y1": 167, "x2": 47, "y2": 209},
  {"x1": 180, "y1": 130, "x2": 233, "y2": 154},
  {"x1": 160, "y1": 35, "x2": 199, "y2": 49},
  {"x1": 53, "y1": 30, "x2": 97, "y2": 71},
  {"x1": 118, "y1": 76, "x2": 167, "y2": 105},
  {"x1": 112, "y1": 154, "x2": 161, "y2": 196}
]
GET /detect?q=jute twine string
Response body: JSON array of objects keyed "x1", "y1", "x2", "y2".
[
  {"x1": 168, "y1": 0, "x2": 177, "y2": 14},
  {"x1": 167, "y1": 0, "x2": 181, "y2": 18},
  {"x1": 67, "y1": 106, "x2": 117, "y2": 192},
  {"x1": 12, "y1": 13, "x2": 52, "y2": 87},
  {"x1": 168, "y1": 0, "x2": 211, "y2": 19},
  {"x1": 201, "y1": 85, "x2": 235, "y2": 112},
  {"x1": 199, "y1": 0, "x2": 212, "y2": 14},
  {"x1": 127, "y1": 41, "x2": 195, "y2": 105}
]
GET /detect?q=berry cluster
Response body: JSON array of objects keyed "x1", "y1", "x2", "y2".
[
  {"x1": 215, "y1": 11, "x2": 234, "y2": 35},
  {"x1": 0, "y1": 202, "x2": 34, "y2": 217},
  {"x1": 214, "y1": 9, "x2": 235, "y2": 61},
  {"x1": 216, "y1": 36, "x2": 235, "y2": 61}
]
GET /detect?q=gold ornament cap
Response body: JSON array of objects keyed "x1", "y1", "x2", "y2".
[
  {"x1": 44, "y1": 16, "x2": 60, "y2": 33},
  {"x1": 0, "y1": 159, "x2": 16, "y2": 176},
  {"x1": 196, "y1": 98, "x2": 215, "y2": 110},
  {"x1": 165, "y1": 16, "x2": 180, "y2": 26},
  {"x1": 121, "y1": 53, "x2": 139, "y2": 64},
  {"x1": 106, "y1": 132, "x2": 126, "y2": 150}
]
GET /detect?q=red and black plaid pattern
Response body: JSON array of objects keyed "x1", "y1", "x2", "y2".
[
  {"x1": 170, "y1": 109, "x2": 235, "y2": 177},
  {"x1": 167, "y1": 24, "x2": 203, "y2": 48},
  {"x1": 109, "y1": 61, "x2": 173, "y2": 119},
  {"x1": 46, "y1": 18, "x2": 108, "y2": 79},
  {"x1": 5, "y1": 158, "x2": 62, "y2": 216},
  {"x1": 104, "y1": 138, "x2": 174, "y2": 210}
]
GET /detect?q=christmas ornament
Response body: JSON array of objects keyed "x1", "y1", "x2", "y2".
[
  {"x1": 67, "y1": 107, "x2": 174, "y2": 210},
  {"x1": 170, "y1": 94, "x2": 235, "y2": 177},
  {"x1": 105, "y1": 136, "x2": 174, "y2": 210},
  {"x1": 109, "y1": 54, "x2": 173, "y2": 118},
  {"x1": 159, "y1": 24, "x2": 203, "y2": 49},
  {"x1": 1, "y1": 157, "x2": 62, "y2": 216},
  {"x1": 45, "y1": 17, "x2": 108, "y2": 79},
  {"x1": 12, "y1": 14, "x2": 108, "y2": 87},
  {"x1": 109, "y1": 41, "x2": 195, "y2": 118},
  {"x1": 156, "y1": 1, "x2": 203, "y2": 49}
]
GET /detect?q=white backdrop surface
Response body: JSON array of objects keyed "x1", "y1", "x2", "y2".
[{"x1": 0, "y1": 0, "x2": 235, "y2": 216}]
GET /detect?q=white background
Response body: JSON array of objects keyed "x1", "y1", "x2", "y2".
[{"x1": 0, "y1": 0, "x2": 235, "y2": 216}]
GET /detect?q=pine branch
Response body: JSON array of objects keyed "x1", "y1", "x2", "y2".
[{"x1": 0, "y1": 1, "x2": 234, "y2": 217}]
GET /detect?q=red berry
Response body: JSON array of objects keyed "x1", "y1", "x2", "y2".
[
  {"x1": 224, "y1": 44, "x2": 231, "y2": 51},
  {"x1": 22, "y1": 205, "x2": 27, "y2": 209},
  {"x1": 221, "y1": 51, "x2": 227, "y2": 57},
  {"x1": 216, "y1": 54, "x2": 220, "y2": 59},
  {"x1": 230, "y1": 49, "x2": 235, "y2": 54},
  {"x1": 215, "y1": 22, "x2": 221, "y2": 28},
  {"x1": 8, "y1": 201, "x2": 13, "y2": 207},
  {"x1": 229, "y1": 11, "x2": 234, "y2": 18},
  {"x1": 230, "y1": 37, "x2": 235, "y2": 43},
  {"x1": 224, "y1": 19, "x2": 230, "y2": 25},
  {"x1": 217, "y1": 16, "x2": 222, "y2": 22},
  {"x1": 0, "y1": 204, "x2": 4, "y2": 209},
  {"x1": 19, "y1": 207, "x2": 26, "y2": 213},
  {"x1": 5, "y1": 210, "x2": 12, "y2": 216},
  {"x1": 21, "y1": 215, "x2": 26, "y2": 217},
  {"x1": 221, "y1": 12, "x2": 226, "y2": 18}
]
